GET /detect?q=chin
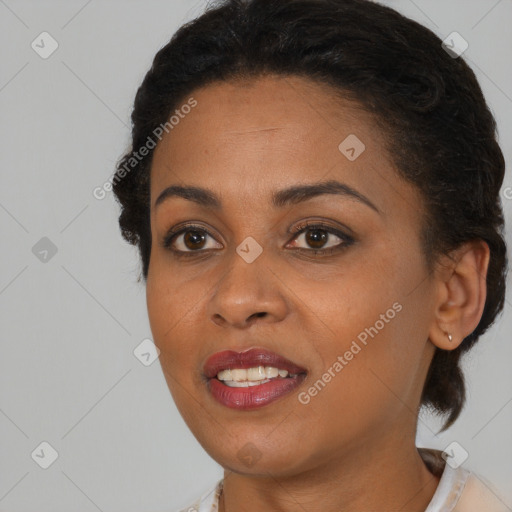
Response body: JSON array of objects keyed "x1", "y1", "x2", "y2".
[{"x1": 202, "y1": 438, "x2": 308, "y2": 477}]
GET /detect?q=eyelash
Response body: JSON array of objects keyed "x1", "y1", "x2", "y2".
[
  {"x1": 290, "y1": 221, "x2": 355, "y2": 256},
  {"x1": 161, "y1": 221, "x2": 355, "y2": 259}
]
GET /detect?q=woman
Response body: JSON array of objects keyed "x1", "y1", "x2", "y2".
[{"x1": 112, "y1": 0, "x2": 509, "y2": 510}]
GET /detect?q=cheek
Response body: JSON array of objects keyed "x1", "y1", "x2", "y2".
[
  {"x1": 146, "y1": 263, "x2": 196, "y2": 359},
  {"x1": 146, "y1": 270, "x2": 171, "y2": 344},
  {"x1": 146, "y1": 269, "x2": 206, "y2": 413},
  {"x1": 297, "y1": 256, "x2": 428, "y2": 414},
  {"x1": 293, "y1": 312, "x2": 418, "y2": 448}
]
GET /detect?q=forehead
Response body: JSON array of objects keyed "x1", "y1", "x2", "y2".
[
  {"x1": 156, "y1": 75, "x2": 374, "y2": 148},
  {"x1": 150, "y1": 74, "x2": 422, "y2": 220}
]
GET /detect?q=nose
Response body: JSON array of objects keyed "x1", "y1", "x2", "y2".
[{"x1": 207, "y1": 249, "x2": 289, "y2": 329}]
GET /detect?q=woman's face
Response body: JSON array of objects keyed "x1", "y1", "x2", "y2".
[{"x1": 146, "y1": 75, "x2": 438, "y2": 475}]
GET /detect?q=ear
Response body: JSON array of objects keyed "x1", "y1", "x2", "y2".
[{"x1": 428, "y1": 239, "x2": 490, "y2": 350}]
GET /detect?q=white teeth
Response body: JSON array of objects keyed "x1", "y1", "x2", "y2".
[
  {"x1": 217, "y1": 365, "x2": 292, "y2": 384},
  {"x1": 224, "y1": 379, "x2": 272, "y2": 388},
  {"x1": 230, "y1": 369, "x2": 247, "y2": 381},
  {"x1": 265, "y1": 367, "x2": 279, "y2": 378},
  {"x1": 217, "y1": 369, "x2": 232, "y2": 381},
  {"x1": 247, "y1": 366, "x2": 266, "y2": 381}
]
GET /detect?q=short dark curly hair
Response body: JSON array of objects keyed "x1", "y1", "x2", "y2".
[{"x1": 112, "y1": 0, "x2": 508, "y2": 431}]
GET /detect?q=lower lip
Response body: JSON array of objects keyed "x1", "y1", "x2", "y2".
[{"x1": 208, "y1": 375, "x2": 307, "y2": 410}]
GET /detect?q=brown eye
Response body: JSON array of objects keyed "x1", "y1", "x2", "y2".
[
  {"x1": 286, "y1": 221, "x2": 355, "y2": 256},
  {"x1": 291, "y1": 226, "x2": 346, "y2": 251},
  {"x1": 183, "y1": 230, "x2": 207, "y2": 250},
  {"x1": 162, "y1": 224, "x2": 223, "y2": 254},
  {"x1": 304, "y1": 228, "x2": 329, "y2": 249}
]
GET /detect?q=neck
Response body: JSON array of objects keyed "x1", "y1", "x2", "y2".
[{"x1": 219, "y1": 430, "x2": 440, "y2": 512}]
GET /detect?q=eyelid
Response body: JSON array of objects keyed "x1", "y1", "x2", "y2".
[
  {"x1": 161, "y1": 219, "x2": 355, "y2": 256},
  {"x1": 286, "y1": 221, "x2": 354, "y2": 250},
  {"x1": 161, "y1": 222, "x2": 221, "y2": 250},
  {"x1": 288, "y1": 217, "x2": 355, "y2": 238}
]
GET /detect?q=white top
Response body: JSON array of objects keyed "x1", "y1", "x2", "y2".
[{"x1": 177, "y1": 449, "x2": 509, "y2": 512}]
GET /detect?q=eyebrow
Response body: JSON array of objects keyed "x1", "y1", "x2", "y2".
[{"x1": 154, "y1": 179, "x2": 380, "y2": 214}]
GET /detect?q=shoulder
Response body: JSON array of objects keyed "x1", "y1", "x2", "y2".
[
  {"x1": 176, "y1": 480, "x2": 223, "y2": 512},
  {"x1": 419, "y1": 447, "x2": 510, "y2": 512},
  {"x1": 454, "y1": 471, "x2": 510, "y2": 512}
]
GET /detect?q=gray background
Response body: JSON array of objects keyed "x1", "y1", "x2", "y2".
[{"x1": 0, "y1": 1, "x2": 511, "y2": 511}]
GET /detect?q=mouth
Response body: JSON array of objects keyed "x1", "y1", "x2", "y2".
[{"x1": 203, "y1": 348, "x2": 308, "y2": 410}]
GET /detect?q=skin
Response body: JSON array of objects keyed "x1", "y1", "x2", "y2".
[{"x1": 146, "y1": 74, "x2": 490, "y2": 512}]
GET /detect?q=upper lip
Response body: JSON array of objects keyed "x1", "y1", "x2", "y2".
[{"x1": 203, "y1": 347, "x2": 308, "y2": 379}]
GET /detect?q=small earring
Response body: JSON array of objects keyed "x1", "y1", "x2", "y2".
[{"x1": 446, "y1": 332, "x2": 453, "y2": 342}]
